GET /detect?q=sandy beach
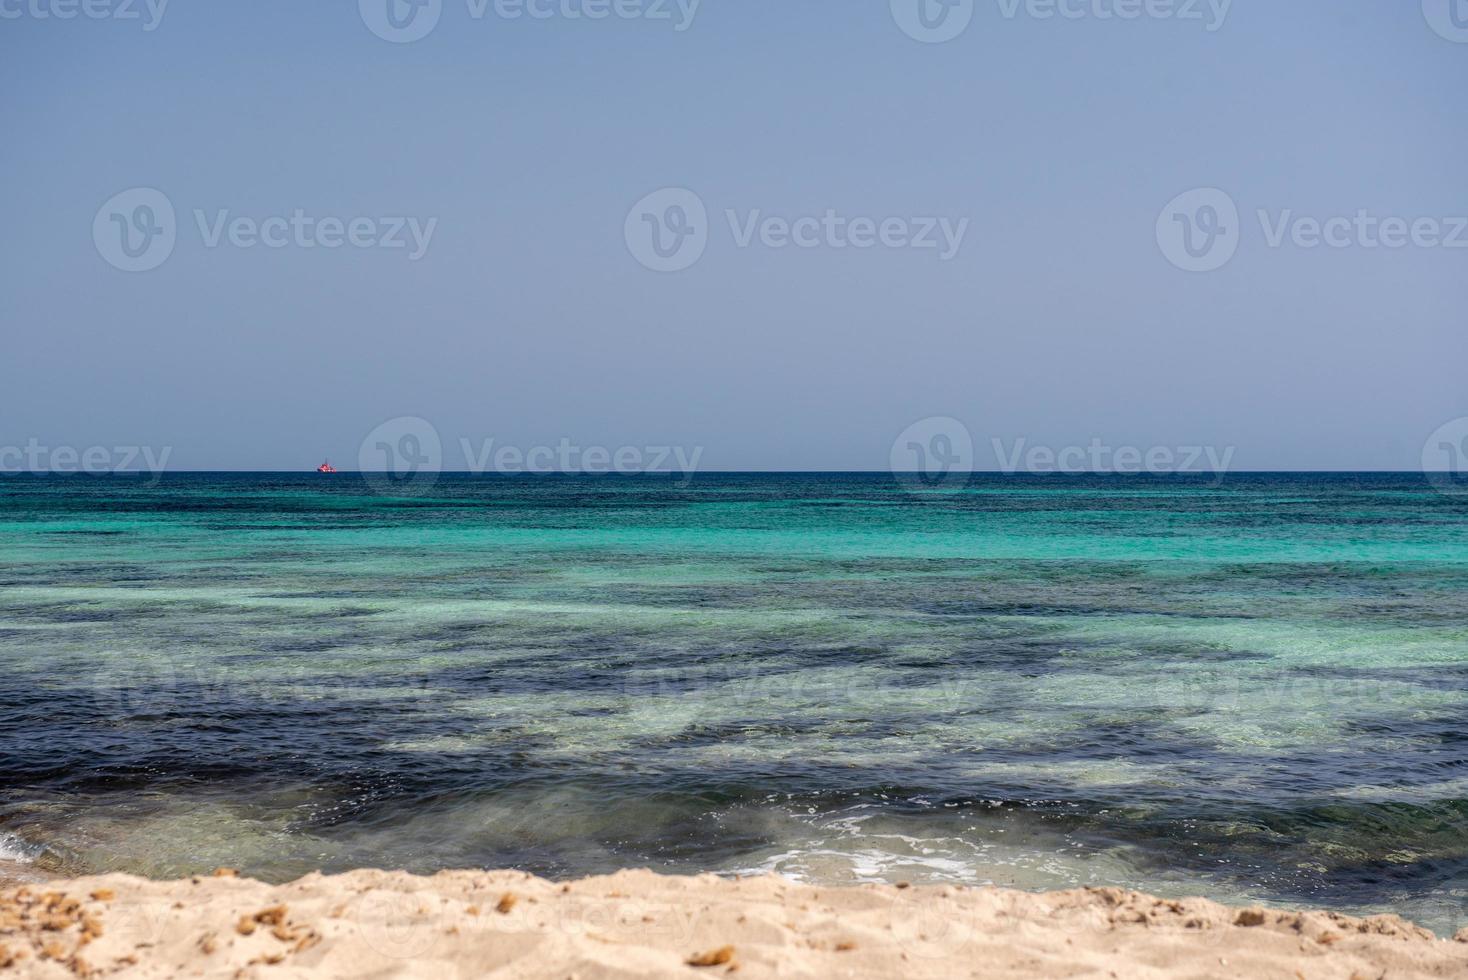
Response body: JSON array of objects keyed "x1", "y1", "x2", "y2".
[{"x1": 2, "y1": 868, "x2": 1464, "y2": 979}]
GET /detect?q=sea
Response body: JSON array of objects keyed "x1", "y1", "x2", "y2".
[{"x1": 1, "y1": 472, "x2": 1466, "y2": 935}]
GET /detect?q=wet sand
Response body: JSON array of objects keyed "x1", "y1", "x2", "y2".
[
  {"x1": 0, "y1": 862, "x2": 51, "y2": 890},
  {"x1": 3, "y1": 868, "x2": 1466, "y2": 978}
]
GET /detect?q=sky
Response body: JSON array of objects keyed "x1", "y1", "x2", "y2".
[{"x1": 1, "y1": 0, "x2": 1465, "y2": 472}]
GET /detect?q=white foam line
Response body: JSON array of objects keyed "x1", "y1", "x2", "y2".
[{"x1": 0, "y1": 832, "x2": 40, "y2": 863}]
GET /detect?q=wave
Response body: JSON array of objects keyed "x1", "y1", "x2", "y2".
[{"x1": 0, "y1": 831, "x2": 39, "y2": 864}]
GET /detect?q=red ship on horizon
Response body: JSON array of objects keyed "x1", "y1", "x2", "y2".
[{"x1": 316, "y1": 460, "x2": 337, "y2": 474}]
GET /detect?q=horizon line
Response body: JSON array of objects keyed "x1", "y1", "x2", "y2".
[{"x1": 1, "y1": 470, "x2": 1460, "y2": 477}]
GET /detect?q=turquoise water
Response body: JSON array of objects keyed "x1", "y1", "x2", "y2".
[{"x1": 2, "y1": 473, "x2": 1467, "y2": 934}]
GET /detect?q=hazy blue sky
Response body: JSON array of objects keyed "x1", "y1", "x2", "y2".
[{"x1": 2, "y1": 1, "x2": 1465, "y2": 471}]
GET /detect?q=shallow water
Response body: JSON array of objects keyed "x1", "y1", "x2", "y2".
[{"x1": 2, "y1": 473, "x2": 1466, "y2": 934}]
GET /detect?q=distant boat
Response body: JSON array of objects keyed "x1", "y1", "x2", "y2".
[{"x1": 316, "y1": 460, "x2": 337, "y2": 474}]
